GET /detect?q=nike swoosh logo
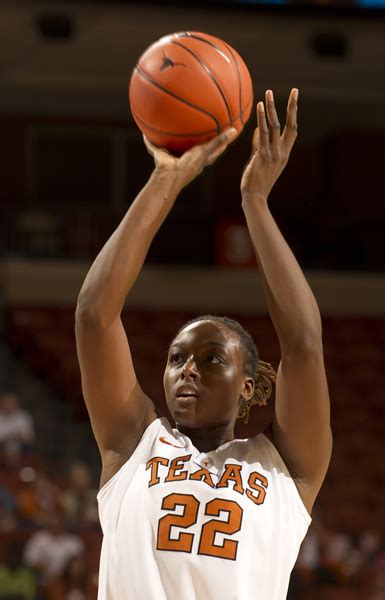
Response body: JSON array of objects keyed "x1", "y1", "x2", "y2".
[{"x1": 159, "y1": 436, "x2": 185, "y2": 449}]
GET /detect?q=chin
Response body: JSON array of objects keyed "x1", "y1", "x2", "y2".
[
  {"x1": 173, "y1": 408, "x2": 201, "y2": 428},
  {"x1": 173, "y1": 407, "x2": 196, "y2": 422}
]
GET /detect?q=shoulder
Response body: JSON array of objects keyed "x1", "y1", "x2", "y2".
[
  {"x1": 100, "y1": 415, "x2": 171, "y2": 490},
  {"x1": 245, "y1": 426, "x2": 293, "y2": 476},
  {"x1": 223, "y1": 428, "x2": 281, "y2": 469}
]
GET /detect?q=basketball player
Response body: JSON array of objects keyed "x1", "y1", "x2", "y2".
[{"x1": 75, "y1": 88, "x2": 332, "y2": 599}]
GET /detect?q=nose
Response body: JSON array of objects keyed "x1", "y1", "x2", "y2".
[{"x1": 181, "y1": 358, "x2": 200, "y2": 380}]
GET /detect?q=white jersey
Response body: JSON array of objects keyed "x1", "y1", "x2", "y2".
[{"x1": 97, "y1": 417, "x2": 311, "y2": 600}]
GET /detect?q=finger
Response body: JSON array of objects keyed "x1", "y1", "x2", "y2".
[
  {"x1": 257, "y1": 101, "x2": 269, "y2": 152},
  {"x1": 143, "y1": 135, "x2": 157, "y2": 156},
  {"x1": 265, "y1": 89, "x2": 281, "y2": 146},
  {"x1": 251, "y1": 127, "x2": 259, "y2": 154},
  {"x1": 143, "y1": 135, "x2": 171, "y2": 158},
  {"x1": 206, "y1": 141, "x2": 229, "y2": 165},
  {"x1": 281, "y1": 88, "x2": 298, "y2": 151},
  {"x1": 202, "y1": 127, "x2": 238, "y2": 160}
]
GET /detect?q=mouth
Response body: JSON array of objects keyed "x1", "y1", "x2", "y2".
[
  {"x1": 175, "y1": 385, "x2": 199, "y2": 397},
  {"x1": 175, "y1": 391, "x2": 199, "y2": 407}
]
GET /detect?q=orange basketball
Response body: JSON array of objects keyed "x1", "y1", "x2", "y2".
[{"x1": 129, "y1": 31, "x2": 253, "y2": 156}]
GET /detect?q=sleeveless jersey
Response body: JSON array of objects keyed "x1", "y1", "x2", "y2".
[{"x1": 97, "y1": 417, "x2": 311, "y2": 599}]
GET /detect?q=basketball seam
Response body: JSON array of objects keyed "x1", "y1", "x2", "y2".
[
  {"x1": 135, "y1": 65, "x2": 222, "y2": 133},
  {"x1": 132, "y1": 93, "x2": 253, "y2": 139},
  {"x1": 169, "y1": 39, "x2": 233, "y2": 126},
  {"x1": 132, "y1": 111, "x2": 218, "y2": 137},
  {"x1": 222, "y1": 41, "x2": 246, "y2": 126},
  {"x1": 177, "y1": 32, "x2": 232, "y2": 66},
  {"x1": 178, "y1": 32, "x2": 250, "y2": 126}
]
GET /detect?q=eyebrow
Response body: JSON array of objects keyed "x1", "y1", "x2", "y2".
[{"x1": 169, "y1": 340, "x2": 228, "y2": 351}]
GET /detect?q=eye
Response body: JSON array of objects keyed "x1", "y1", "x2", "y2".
[
  {"x1": 207, "y1": 354, "x2": 221, "y2": 364},
  {"x1": 169, "y1": 352, "x2": 183, "y2": 364}
]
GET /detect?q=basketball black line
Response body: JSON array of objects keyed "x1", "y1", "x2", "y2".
[
  {"x1": 132, "y1": 110, "x2": 218, "y2": 138},
  {"x1": 222, "y1": 42, "x2": 246, "y2": 126},
  {"x1": 176, "y1": 32, "x2": 231, "y2": 64},
  {"x1": 135, "y1": 65, "x2": 222, "y2": 133},
  {"x1": 132, "y1": 93, "x2": 253, "y2": 139},
  {"x1": 170, "y1": 39, "x2": 233, "y2": 127},
  {"x1": 177, "y1": 32, "x2": 249, "y2": 127}
]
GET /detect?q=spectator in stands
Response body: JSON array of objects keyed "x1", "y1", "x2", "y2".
[
  {"x1": 295, "y1": 518, "x2": 322, "y2": 586},
  {"x1": 0, "y1": 484, "x2": 18, "y2": 532},
  {"x1": 369, "y1": 570, "x2": 385, "y2": 600},
  {"x1": 17, "y1": 468, "x2": 62, "y2": 527},
  {"x1": 351, "y1": 531, "x2": 384, "y2": 590},
  {"x1": 46, "y1": 555, "x2": 96, "y2": 600},
  {"x1": 60, "y1": 462, "x2": 98, "y2": 530},
  {"x1": 0, "y1": 541, "x2": 36, "y2": 599},
  {"x1": 317, "y1": 528, "x2": 383, "y2": 588},
  {"x1": 359, "y1": 530, "x2": 382, "y2": 564},
  {"x1": 296, "y1": 509, "x2": 369, "y2": 589},
  {"x1": 316, "y1": 527, "x2": 353, "y2": 585},
  {"x1": 0, "y1": 392, "x2": 35, "y2": 469},
  {"x1": 23, "y1": 511, "x2": 84, "y2": 586}
]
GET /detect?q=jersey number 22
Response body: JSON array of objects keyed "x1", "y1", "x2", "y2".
[{"x1": 157, "y1": 492, "x2": 243, "y2": 560}]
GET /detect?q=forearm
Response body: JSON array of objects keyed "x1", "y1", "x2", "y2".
[
  {"x1": 76, "y1": 168, "x2": 182, "y2": 326},
  {"x1": 242, "y1": 193, "x2": 322, "y2": 353}
]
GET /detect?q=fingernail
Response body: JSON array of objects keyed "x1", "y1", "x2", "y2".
[
  {"x1": 258, "y1": 101, "x2": 265, "y2": 112},
  {"x1": 293, "y1": 88, "x2": 299, "y2": 101},
  {"x1": 226, "y1": 128, "x2": 238, "y2": 140},
  {"x1": 267, "y1": 89, "x2": 273, "y2": 102}
]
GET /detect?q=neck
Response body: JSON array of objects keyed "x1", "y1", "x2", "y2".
[{"x1": 176, "y1": 424, "x2": 235, "y2": 453}]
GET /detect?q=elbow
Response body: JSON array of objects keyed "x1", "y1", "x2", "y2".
[
  {"x1": 75, "y1": 297, "x2": 106, "y2": 329},
  {"x1": 76, "y1": 292, "x2": 120, "y2": 330}
]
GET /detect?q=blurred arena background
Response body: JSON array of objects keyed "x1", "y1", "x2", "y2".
[{"x1": 0, "y1": 0, "x2": 384, "y2": 598}]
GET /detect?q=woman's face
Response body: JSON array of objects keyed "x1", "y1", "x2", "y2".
[{"x1": 163, "y1": 320, "x2": 254, "y2": 429}]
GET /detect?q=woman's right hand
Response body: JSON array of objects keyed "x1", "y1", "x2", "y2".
[{"x1": 143, "y1": 127, "x2": 238, "y2": 190}]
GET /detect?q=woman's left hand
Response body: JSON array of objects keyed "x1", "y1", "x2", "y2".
[{"x1": 240, "y1": 88, "x2": 298, "y2": 200}]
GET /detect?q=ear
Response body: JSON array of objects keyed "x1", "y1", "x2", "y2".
[{"x1": 240, "y1": 377, "x2": 255, "y2": 403}]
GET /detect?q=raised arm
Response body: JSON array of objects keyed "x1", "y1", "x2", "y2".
[
  {"x1": 240, "y1": 89, "x2": 332, "y2": 514},
  {"x1": 75, "y1": 129, "x2": 237, "y2": 487}
]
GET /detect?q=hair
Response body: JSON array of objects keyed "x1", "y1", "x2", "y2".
[{"x1": 174, "y1": 315, "x2": 277, "y2": 424}]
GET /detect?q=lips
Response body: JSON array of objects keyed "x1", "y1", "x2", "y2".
[
  {"x1": 175, "y1": 396, "x2": 196, "y2": 408},
  {"x1": 175, "y1": 385, "x2": 199, "y2": 399}
]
